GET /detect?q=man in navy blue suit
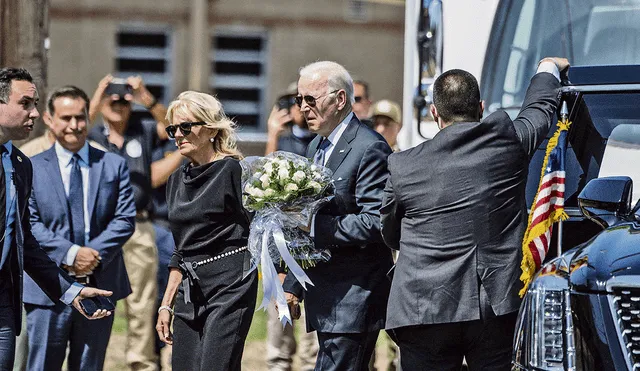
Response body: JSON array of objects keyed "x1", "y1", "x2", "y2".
[
  {"x1": 282, "y1": 61, "x2": 393, "y2": 371},
  {"x1": 24, "y1": 86, "x2": 135, "y2": 371}
]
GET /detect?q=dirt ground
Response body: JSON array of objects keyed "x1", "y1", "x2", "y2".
[{"x1": 104, "y1": 331, "x2": 393, "y2": 371}]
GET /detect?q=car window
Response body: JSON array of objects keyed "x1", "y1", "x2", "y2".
[{"x1": 599, "y1": 124, "x2": 640, "y2": 205}]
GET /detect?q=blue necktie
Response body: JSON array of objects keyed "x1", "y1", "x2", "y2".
[
  {"x1": 313, "y1": 138, "x2": 331, "y2": 166},
  {"x1": 69, "y1": 154, "x2": 85, "y2": 246}
]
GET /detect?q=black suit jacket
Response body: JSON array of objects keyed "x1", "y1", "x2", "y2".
[
  {"x1": 0, "y1": 146, "x2": 76, "y2": 334},
  {"x1": 283, "y1": 115, "x2": 394, "y2": 333},
  {"x1": 381, "y1": 72, "x2": 561, "y2": 329}
]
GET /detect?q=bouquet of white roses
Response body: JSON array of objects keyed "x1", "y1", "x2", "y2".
[{"x1": 240, "y1": 151, "x2": 333, "y2": 325}]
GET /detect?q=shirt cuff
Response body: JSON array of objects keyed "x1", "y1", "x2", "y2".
[
  {"x1": 65, "y1": 244, "x2": 81, "y2": 266},
  {"x1": 310, "y1": 214, "x2": 317, "y2": 237},
  {"x1": 537, "y1": 61, "x2": 560, "y2": 82},
  {"x1": 60, "y1": 282, "x2": 84, "y2": 305}
]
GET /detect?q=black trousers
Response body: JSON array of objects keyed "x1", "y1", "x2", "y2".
[
  {"x1": 393, "y1": 312, "x2": 518, "y2": 371},
  {"x1": 315, "y1": 330, "x2": 379, "y2": 371}
]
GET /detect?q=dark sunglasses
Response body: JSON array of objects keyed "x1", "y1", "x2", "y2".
[
  {"x1": 295, "y1": 90, "x2": 339, "y2": 107},
  {"x1": 165, "y1": 121, "x2": 206, "y2": 138}
]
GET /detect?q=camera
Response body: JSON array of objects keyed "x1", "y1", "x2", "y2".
[
  {"x1": 276, "y1": 96, "x2": 295, "y2": 112},
  {"x1": 105, "y1": 78, "x2": 133, "y2": 98}
]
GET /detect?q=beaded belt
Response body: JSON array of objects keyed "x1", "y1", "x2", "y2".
[
  {"x1": 178, "y1": 246, "x2": 248, "y2": 304},
  {"x1": 190, "y1": 246, "x2": 248, "y2": 269}
]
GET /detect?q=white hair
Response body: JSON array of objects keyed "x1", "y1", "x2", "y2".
[{"x1": 299, "y1": 61, "x2": 354, "y2": 105}]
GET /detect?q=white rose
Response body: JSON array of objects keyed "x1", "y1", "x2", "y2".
[
  {"x1": 259, "y1": 174, "x2": 270, "y2": 188},
  {"x1": 264, "y1": 188, "x2": 275, "y2": 197},
  {"x1": 292, "y1": 171, "x2": 306, "y2": 183},
  {"x1": 312, "y1": 171, "x2": 322, "y2": 180},
  {"x1": 278, "y1": 168, "x2": 289, "y2": 181},
  {"x1": 279, "y1": 160, "x2": 290, "y2": 169},
  {"x1": 253, "y1": 171, "x2": 263, "y2": 180},
  {"x1": 244, "y1": 184, "x2": 254, "y2": 193},
  {"x1": 310, "y1": 164, "x2": 318, "y2": 171},
  {"x1": 285, "y1": 183, "x2": 299, "y2": 192},
  {"x1": 308, "y1": 181, "x2": 322, "y2": 192},
  {"x1": 253, "y1": 189, "x2": 265, "y2": 198},
  {"x1": 263, "y1": 161, "x2": 274, "y2": 174}
]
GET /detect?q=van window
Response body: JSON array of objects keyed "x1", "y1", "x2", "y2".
[{"x1": 484, "y1": 0, "x2": 640, "y2": 116}]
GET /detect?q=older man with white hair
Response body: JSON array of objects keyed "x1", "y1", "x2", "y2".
[{"x1": 282, "y1": 61, "x2": 393, "y2": 371}]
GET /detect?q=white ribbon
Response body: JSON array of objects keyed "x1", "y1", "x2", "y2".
[
  {"x1": 271, "y1": 228, "x2": 314, "y2": 290},
  {"x1": 258, "y1": 230, "x2": 292, "y2": 326}
]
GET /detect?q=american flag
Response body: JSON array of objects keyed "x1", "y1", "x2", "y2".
[{"x1": 519, "y1": 115, "x2": 571, "y2": 296}]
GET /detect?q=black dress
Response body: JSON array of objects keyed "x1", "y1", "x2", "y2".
[{"x1": 166, "y1": 157, "x2": 258, "y2": 371}]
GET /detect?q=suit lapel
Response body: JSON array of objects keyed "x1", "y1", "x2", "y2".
[
  {"x1": 325, "y1": 116, "x2": 358, "y2": 173},
  {"x1": 10, "y1": 150, "x2": 26, "y2": 252},
  {"x1": 41, "y1": 147, "x2": 70, "y2": 217},
  {"x1": 87, "y1": 146, "x2": 103, "y2": 227}
]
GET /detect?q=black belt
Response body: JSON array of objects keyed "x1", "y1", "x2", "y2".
[
  {"x1": 178, "y1": 246, "x2": 248, "y2": 304},
  {"x1": 70, "y1": 275, "x2": 93, "y2": 285}
]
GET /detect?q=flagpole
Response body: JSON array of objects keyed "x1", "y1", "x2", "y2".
[{"x1": 556, "y1": 101, "x2": 569, "y2": 257}]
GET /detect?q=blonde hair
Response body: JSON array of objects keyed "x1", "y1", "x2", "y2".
[{"x1": 166, "y1": 91, "x2": 242, "y2": 159}]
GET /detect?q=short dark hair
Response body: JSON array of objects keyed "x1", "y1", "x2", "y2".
[
  {"x1": 47, "y1": 85, "x2": 90, "y2": 115},
  {"x1": 432, "y1": 69, "x2": 481, "y2": 123},
  {"x1": 353, "y1": 80, "x2": 370, "y2": 99},
  {"x1": 0, "y1": 67, "x2": 34, "y2": 104}
]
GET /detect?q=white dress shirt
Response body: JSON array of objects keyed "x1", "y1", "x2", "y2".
[
  {"x1": 54, "y1": 141, "x2": 91, "y2": 266},
  {"x1": 317, "y1": 112, "x2": 353, "y2": 166}
]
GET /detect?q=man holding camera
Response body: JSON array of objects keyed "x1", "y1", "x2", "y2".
[{"x1": 88, "y1": 75, "x2": 182, "y2": 371}]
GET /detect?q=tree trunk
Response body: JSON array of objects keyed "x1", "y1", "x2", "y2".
[{"x1": 0, "y1": 0, "x2": 50, "y2": 139}]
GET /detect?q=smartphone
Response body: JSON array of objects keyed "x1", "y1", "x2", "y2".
[
  {"x1": 105, "y1": 78, "x2": 132, "y2": 97},
  {"x1": 79, "y1": 296, "x2": 115, "y2": 316}
]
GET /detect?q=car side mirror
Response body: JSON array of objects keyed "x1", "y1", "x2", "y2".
[{"x1": 578, "y1": 176, "x2": 633, "y2": 229}]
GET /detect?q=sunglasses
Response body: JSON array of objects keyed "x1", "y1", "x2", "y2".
[
  {"x1": 165, "y1": 121, "x2": 206, "y2": 138},
  {"x1": 295, "y1": 90, "x2": 339, "y2": 107}
]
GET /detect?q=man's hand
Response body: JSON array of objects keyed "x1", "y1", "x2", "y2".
[
  {"x1": 73, "y1": 247, "x2": 100, "y2": 275},
  {"x1": 286, "y1": 292, "x2": 301, "y2": 320},
  {"x1": 267, "y1": 106, "x2": 292, "y2": 138},
  {"x1": 72, "y1": 287, "x2": 113, "y2": 319},
  {"x1": 127, "y1": 75, "x2": 154, "y2": 108},
  {"x1": 156, "y1": 309, "x2": 173, "y2": 345},
  {"x1": 89, "y1": 74, "x2": 114, "y2": 121},
  {"x1": 540, "y1": 57, "x2": 570, "y2": 73}
]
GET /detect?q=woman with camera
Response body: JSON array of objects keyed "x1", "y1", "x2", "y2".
[{"x1": 155, "y1": 91, "x2": 258, "y2": 371}]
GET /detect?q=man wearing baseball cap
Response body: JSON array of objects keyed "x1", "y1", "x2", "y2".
[{"x1": 372, "y1": 99, "x2": 402, "y2": 151}]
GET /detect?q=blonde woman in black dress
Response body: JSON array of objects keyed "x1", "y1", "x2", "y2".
[{"x1": 155, "y1": 91, "x2": 258, "y2": 371}]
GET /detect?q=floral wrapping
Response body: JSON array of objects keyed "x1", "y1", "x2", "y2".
[{"x1": 240, "y1": 151, "x2": 334, "y2": 325}]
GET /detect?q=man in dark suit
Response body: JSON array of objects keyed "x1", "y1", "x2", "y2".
[
  {"x1": 380, "y1": 57, "x2": 569, "y2": 370},
  {"x1": 24, "y1": 86, "x2": 136, "y2": 370},
  {"x1": 0, "y1": 68, "x2": 112, "y2": 370},
  {"x1": 282, "y1": 61, "x2": 393, "y2": 371}
]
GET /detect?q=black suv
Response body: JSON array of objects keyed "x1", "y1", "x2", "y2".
[{"x1": 512, "y1": 65, "x2": 640, "y2": 370}]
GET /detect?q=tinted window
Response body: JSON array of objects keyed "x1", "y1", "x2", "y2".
[{"x1": 525, "y1": 92, "x2": 640, "y2": 207}]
